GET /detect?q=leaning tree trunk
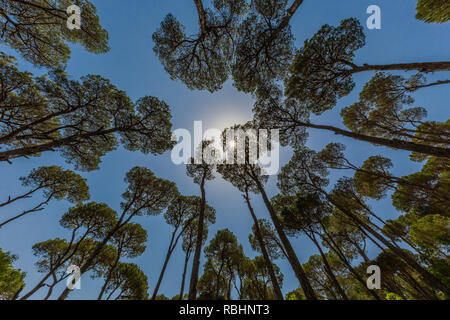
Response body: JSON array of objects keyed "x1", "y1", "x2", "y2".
[
  {"x1": 179, "y1": 249, "x2": 191, "y2": 300},
  {"x1": 326, "y1": 193, "x2": 450, "y2": 296},
  {"x1": 152, "y1": 231, "x2": 178, "y2": 299},
  {"x1": 188, "y1": 175, "x2": 207, "y2": 300},
  {"x1": 309, "y1": 233, "x2": 348, "y2": 300},
  {"x1": 244, "y1": 192, "x2": 284, "y2": 300},
  {"x1": 319, "y1": 226, "x2": 381, "y2": 300},
  {"x1": 351, "y1": 61, "x2": 450, "y2": 74},
  {"x1": 253, "y1": 177, "x2": 317, "y2": 300},
  {"x1": 295, "y1": 120, "x2": 450, "y2": 159}
]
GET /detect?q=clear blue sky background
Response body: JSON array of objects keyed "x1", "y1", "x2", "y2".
[{"x1": 0, "y1": 0, "x2": 449, "y2": 299}]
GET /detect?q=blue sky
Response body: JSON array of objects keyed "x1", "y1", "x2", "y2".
[{"x1": 0, "y1": 0, "x2": 449, "y2": 299}]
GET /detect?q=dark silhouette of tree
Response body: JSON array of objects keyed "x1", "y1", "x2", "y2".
[
  {"x1": 19, "y1": 202, "x2": 117, "y2": 300},
  {"x1": 249, "y1": 219, "x2": 287, "y2": 261},
  {"x1": 0, "y1": 54, "x2": 175, "y2": 170},
  {"x1": 0, "y1": 166, "x2": 89, "y2": 228},
  {"x1": 0, "y1": 0, "x2": 109, "y2": 68},
  {"x1": 56, "y1": 167, "x2": 178, "y2": 300},
  {"x1": 231, "y1": 0, "x2": 304, "y2": 93},
  {"x1": 286, "y1": 18, "x2": 450, "y2": 114},
  {"x1": 101, "y1": 262, "x2": 149, "y2": 300},
  {"x1": 152, "y1": 0, "x2": 246, "y2": 92},
  {"x1": 198, "y1": 229, "x2": 245, "y2": 299},
  {"x1": 277, "y1": 193, "x2": 349, "y2": 300},
  {"x1": 217, "y1": 122, "x2": 316, "y2": 300},
  {"x1": 253, "y1": 81, "x2": 450, "y2": 158},
  {"x1": 217, "y1": 153, "x2": 284, "y2": 300},
  {"x1": 97, "y1": 223, "x2": 147, "y2": 300},
  {"x1": 241, "y1": 256, "x2": 284, "y2": 300},
  {"x1": 278, "y1": 145, "x2": 450, "y2": 295},
  {"x1": 179, "y1": 221, "x2": 208, "y2": 300},
  {"x1": 186, "y1": 140, "x2": 216, "y2": 300},
  {"x1": 151, "y1": 195, "x2": 215, "y2": 299}
]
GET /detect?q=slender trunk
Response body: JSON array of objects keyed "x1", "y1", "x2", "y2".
[
  {"x1": 253, "y1": 176, "x2": 317, "y2": 300},
  {"x1": 20, "y1": 228, "x2": 82, "y2": 300},
  {"x1": 412, "y1": 79, "x2": 450, "y2": 90},
  {"x1": 354, "y1": 241, "x2": 371, "y2": 264},
  {"x1": 98, "y1": 253, "x2": 121, "y2": 300},
  {"x1": 351, "y1": 61, "x2": 450, "y2": 74},
  {"x1": 243, "y1": 192, "x2": 284, "y2": 300},
  {"x1": 193, "y1": 0, "x2": 207, "y2": 35},
  {"x1": 327, "y1": 193, "x2": 450, "y2": 295},
  {"x1": 19, "y1": 276, "x2": 49, "y2": 300},
  {"x1": 0, "y1": 126, "x2": 121, "y2": 162},
  {"x1": 309, "y1": 233, "x2": 348, "y2": 300},
  {"x1": 215, "y1": 262, "x2": 225, "y2": 299},
  {"x1": 295, "y1": 120, "x2": 450, "y2": 158},
  {"x1": 43, "y1": 272, "x2": 58, "y2": 300},
  {"x1": 179, "y1": 249, "x2": 191, "y2": 300},
  {"x1": 279, "y1": 0, "x2": 304, "y2": 29},
  {"x1": 151, "y1": 231, "x2": 178, "y2": 299},
  {"x1": 320, "y1": 228, "x2": 381, "y2": 300},
  {"x1": 11, "y1": 284, "x2": 25, "y2": 300},
  {"x1": 188, "y1": 175, "x2": 206, "y2": 300},
  {"x1": 57, "y1": 213, "x2": 134, "y2": 300}
]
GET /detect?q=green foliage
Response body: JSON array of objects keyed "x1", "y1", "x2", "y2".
[
  {"x1": 0, "y1": 248, "x2": 25, "y2": 300},
  {"x1": 152, "y1": 1, "x2": 246, "y2": 92},
  {"x1": 21, "y1": 166, "x2": 90, "y2": 203},
  {"x1": 341, "y1": 72, "x2": 448, "y2": 159},
  {"x1": 199, "y1": 229, "x2": 246, "y2": 299},
  {"x1": 386, "y1": 292, "x2": 403, "y2": 300},
  {"x1": 392, "y1": 157, "x2": 450, "y2": 217},
  {"x1": 416, "y1": 0, "x2": 450, "y2": 23},
  {"x1": 104, "y1": 263, "x2": 149, "y2": 300},
  {"x1": 121, "y1": 167, "x2": 178, "y2": 217},
  {"x1": 0, "y1": 55, "x2": 174, "y2": 170},
  {"x1": 241, "y1": 256, "x2": 283, "y2": 300},
  {"x1": 0, "y1": 165, "x2": 90, "y2": 228},
  {"x1": 232, "y1": 0, "x2": 296, "y2": 93},
  {"x1": 286, "y1": 18, "x2": 365, "y2": 114},
  {"x1": 285, "y1": 287, "x2": 306, "y2": 300},
  {"x1": 249, "y1": 219, "x2": 285, "y2": 260},
  {"x1": 0, "y1": 0, "x2": 109, "y2": 68},
  {"x1": 60, "y1": 202, "x2": 117, "y2": 238},
  {"x1": 165, "y1": 195, "x2": 216, "y2": 228}
]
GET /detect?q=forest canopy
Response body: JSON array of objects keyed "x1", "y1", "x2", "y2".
[{"x1": 0, "y1": 0, "x2": 448, "y2": 302}]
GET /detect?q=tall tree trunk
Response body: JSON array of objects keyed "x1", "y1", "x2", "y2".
[
  {"x1": 253, "y1": 177, "x2": 317, "y2": 300},
  {"x1": 19, "y1": 276, "x2": 49, "y2": 300},
  {"x1": 351, "y1": 61, "x2": 450, "y2": 74},
  {"x1": 279, "y1": 0, "x2": 304, "y2": 29},
  {"x1": 188, "y1": 175, "x2": 206, "y2": 300},
  {"x1": 244, "y1": 192, "x2": 284, "y2": 300},
  {"x1": 179, "y1": 249, "x2": 191, "y2": 300},
  {"x1": 0, "y1": 127, "x2": 122, "y2": 162},
  {"x1": 152, "y1": 231, "x2": 178, "y2": 299},
  {"x1": 327, "y1": 193, "x2": 450, "y2": 296},
  {"x1": 193, "y1": 0, "x2": 207, "y2": 35},
  {"x1": 309, "y1": 233, "x2": 348, "y2": 300},
  {"x1": 294, "y1": 120, "x2": 450, "y2": 158},
  {"x1": 319, "y1": 226, "x2": 381, "y2": 300},
  {"x1": 98, "y1": 253, "x2": 121, "y2": 300},
  {"x1": 57, "y1": 213, "x2": 134, "y2": 300}
]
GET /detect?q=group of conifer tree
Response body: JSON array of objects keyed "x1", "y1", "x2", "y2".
[{"x1": 0, "y1": 0, "x2": 448, "y2": 300}]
